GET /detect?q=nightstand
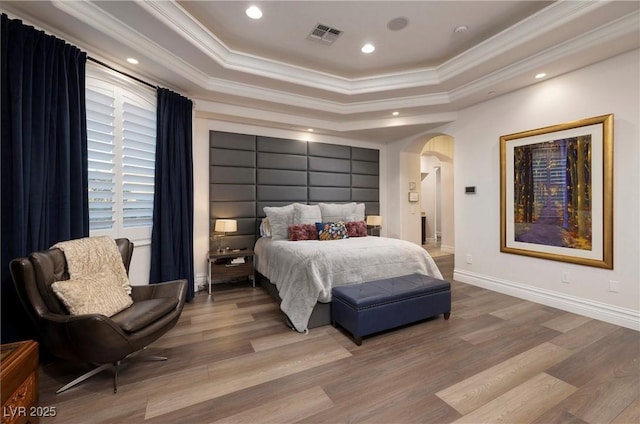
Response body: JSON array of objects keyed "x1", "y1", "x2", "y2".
[{"x1": 207, "y1": 249, "x2": 255, "y2": 294}]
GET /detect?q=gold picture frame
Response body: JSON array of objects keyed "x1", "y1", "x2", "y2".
[{"x1": 500, "y1": 114, "x2": 613, "y2": 269}]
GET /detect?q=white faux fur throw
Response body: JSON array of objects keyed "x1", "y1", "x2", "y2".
[{"x1": 53, "y1": 236, "x2": 132, "y2": 295}]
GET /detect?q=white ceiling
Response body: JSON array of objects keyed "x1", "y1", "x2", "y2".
[{"x1": 3, "y1": 1, "x2": 639, "y2": 143}]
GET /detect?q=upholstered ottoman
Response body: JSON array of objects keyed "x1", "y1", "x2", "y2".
[{"x1": 331, "y1": 273, "x2": 451, "y2": 345}]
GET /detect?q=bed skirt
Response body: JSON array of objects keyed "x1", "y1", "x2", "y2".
[{"x1": 256, "y1": 272, "x2": 331, "y2": 328}]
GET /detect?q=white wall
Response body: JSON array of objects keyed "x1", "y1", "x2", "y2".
[
  {"x1": 446, "y1": 49, "x2": 639, "y2": 329},
  {"x1": 128, "y1": 245, "x2": 151, "y2": 285},
  {"x1": 192, "y1": 116, "x2": 388, "y2": 289}
]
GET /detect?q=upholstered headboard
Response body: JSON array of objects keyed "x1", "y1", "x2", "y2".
[{"x1": 209, "y1": 131, "x2": 380, "y2": 250}]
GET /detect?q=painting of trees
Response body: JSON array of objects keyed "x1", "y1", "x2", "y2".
[
  {"x1": 513, "y1": 135, "x2": 592, "y2": 250},
  {"x1": 501, "y1": 114, "x2": 612, "y2": 269}
]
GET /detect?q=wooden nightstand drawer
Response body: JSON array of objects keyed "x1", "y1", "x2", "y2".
[
  {"x1": 207, "y1": 250, "x2": 255, "y2": 294},
  {"x1": 211, "y1": 260, "x2": 254, "y2": 281}
]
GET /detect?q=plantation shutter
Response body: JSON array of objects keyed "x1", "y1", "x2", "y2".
[
  {"x1": 122, "y1": 95, "x2": 156, "y2": 228},
  {"x1": 86, "y1": 65, "x2": 157, "y2": 239},
  {"x1": 87, "y1": 86, "x2": 116, "y2": 231}
]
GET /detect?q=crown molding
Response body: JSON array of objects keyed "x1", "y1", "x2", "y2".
[
  {"x1": 204, "y1": 9, "x2": 639, "y2": 116},
  {"x1": 204, "y1": 76, "x2": 451, "y2": 115},
  {"x1": 43, "y1": 0, "x2": 638, "y2": 118},
  {"x1": 194, "y1": 99, "x2": 457, "y2": 134},
  {"x1": 50, "y1": 0, "x2": 211, "y2": 88},
  {"x1": 137, "y1": 0, "x2": 441, "y2": 95},
  {"x1": 437, "y1": 0, "x2": 605, "y2": 80},
  {"x1": 139, "y1": 0, "x2": 611, "y2": 95},
  {"x1": 450, "y1": 10, "x2": 640, "y2": 102}
]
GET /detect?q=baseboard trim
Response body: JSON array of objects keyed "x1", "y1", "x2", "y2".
[
  {"x1": 440, "y1": 244, "x2": 455, "y2": 254},
  {"x1": 453, "y1": 269, "x2": 640, "y2": 331},
  {"x1": 195, "y1": 272, "x2": 208, "y2": 292}
]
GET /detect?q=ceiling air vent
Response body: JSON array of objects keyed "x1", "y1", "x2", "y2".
[{"x1": 308, "y1": 23, "x2": 342, "y2": 45}]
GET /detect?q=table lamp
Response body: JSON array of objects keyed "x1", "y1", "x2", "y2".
[
  {"x1": 366, "y1": 215, "x2": 382, "y2": 236},
  {"x1": 214, "y1": 219, "x2": 237, "y2": 252}
]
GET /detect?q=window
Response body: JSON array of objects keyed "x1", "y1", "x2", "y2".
[{"x1": 86, "y1": 64, "x2": 157, "y2": 243}]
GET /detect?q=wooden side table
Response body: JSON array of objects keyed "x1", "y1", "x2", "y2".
[
  {"x1": 1, "y1": 340, "x2": 39, "y2": 424},
  {"x1": 207, "y1": 249, "x2": 255, "y2": 295}
]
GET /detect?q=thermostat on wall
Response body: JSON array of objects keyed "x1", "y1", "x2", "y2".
[{"x1": 465, "y1": 186, "x2": 476, "y2": 194}]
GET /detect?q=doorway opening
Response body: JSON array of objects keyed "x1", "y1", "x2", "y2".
[{"x1": 419, "y1": 135, "x2": 454, "y2": 256}]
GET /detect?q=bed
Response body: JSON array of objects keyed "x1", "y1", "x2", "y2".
[{"x1": 254, "y1": 235, "x2": 443, "y2": 333}]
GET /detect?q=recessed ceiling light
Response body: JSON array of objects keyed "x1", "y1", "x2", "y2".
[
  {"x1": 392, "y1": 111, "x2": 399, "y2": 116},
  {"x1": 126, "y1": 57, "x2": 139, "y2": 64},
  {"x1": 454, "y1": 25, "x2": 468, "y2": 34},
  {"x1": 245, "y1": 5, "x2": 263, "y2": 20},
  {"x1": 361, "y1": 43, "x2": 375, "y2": 54},
  {"x1": 535, "y1": 73, "x2": 547, "y2": 79}
]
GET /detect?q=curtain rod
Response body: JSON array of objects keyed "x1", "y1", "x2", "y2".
[{"x1": 88, "y1": 56, "x2": 157, "y2": 90}]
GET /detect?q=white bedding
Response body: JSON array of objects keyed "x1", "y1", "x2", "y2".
[{"x1": 254, "y1": 236, "x2": 443, "y2": 332}]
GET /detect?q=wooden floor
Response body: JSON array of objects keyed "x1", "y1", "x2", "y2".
[{"x1": 38, "y1": 253, "x2": 640, "y2": 423}]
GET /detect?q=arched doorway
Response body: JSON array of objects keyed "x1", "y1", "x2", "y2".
[
  {"x1": 420, "y1": 135, "x2": 454, "y2": 253},
  {"x1": 387, "y1": 133, "x2": 455, "y2": 253}
]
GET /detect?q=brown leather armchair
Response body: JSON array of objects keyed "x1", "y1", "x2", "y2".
[{"x1": 9, "y1": 238, "x2": 187, "y2": 393}]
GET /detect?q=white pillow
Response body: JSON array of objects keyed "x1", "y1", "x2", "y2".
[
  {"x1": 293, "y1": 203, "x2": 322, "y2": 225},
  {"x1": 263, "y1": 204, "x2": 295, "y2": 240},
  {"x1": 319, "y1": 203, "x2": 357, "y2": 222},
  {"x1": 351, "y1": 203, "x2": 366, "y2": 222}
]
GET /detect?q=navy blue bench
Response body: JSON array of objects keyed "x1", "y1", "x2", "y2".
[{"x1": 331, "y1": 274, "x2": 451, "y2": 345}]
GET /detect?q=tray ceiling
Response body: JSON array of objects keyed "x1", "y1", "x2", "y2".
[{"x1": 2, "y1": 1, "x2": 639, "y2": 142}]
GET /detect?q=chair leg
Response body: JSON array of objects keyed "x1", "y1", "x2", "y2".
[
  {"x1": 56, "y1": 349, "x2": 168, "y2": 394},
  {"x1": 127, "y1": 355, "x2": 167, "y2": 362},
  {"x1": 56, "y1": 363, "x2": 112, "y2": 394},
  {"x1": 113, "y1": 361, "x2": 120, "y2": 393},
  {"x1": 143, "y1": 355, "x2": 167, "y2": 361}
]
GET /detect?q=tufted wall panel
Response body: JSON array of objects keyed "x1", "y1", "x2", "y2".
[{"x1": 209, "y1": 131, "x2": 379, "y2": 250}]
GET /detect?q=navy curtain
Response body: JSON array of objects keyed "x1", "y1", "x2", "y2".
[
  {"x1": 150, "y1": 88, "x2": 194, "y2": 300},
  {"x1": 1, "y1": 14, "x2": 88, "y2": 342}
]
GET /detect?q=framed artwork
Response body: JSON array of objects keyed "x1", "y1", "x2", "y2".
[{"x1": 500, "y1": 114, "x2": 613, "y2": 268}]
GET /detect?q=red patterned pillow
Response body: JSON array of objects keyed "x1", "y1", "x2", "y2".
[
  {"x1": 288, "y1": 224, "x2": 319, "y2": 241},
  {"x1": 345, "y1": 221, "x2": 367, "y2": 237}
]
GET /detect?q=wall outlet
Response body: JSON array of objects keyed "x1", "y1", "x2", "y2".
[
  {"x1": 465, "y1": 254, "x2": 473, "y2": 264},
  {"x1": 609, "y1": 280, "x2": 620, "y2": 293},
  {"x1": 561, "y1": 272, "x2": 570, "y2": 283}
]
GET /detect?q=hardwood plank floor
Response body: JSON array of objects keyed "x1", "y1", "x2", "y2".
[{"x1": 36, "y1": 253, "x2": 640, "y2": 423}]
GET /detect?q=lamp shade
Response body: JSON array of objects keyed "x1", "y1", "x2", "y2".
[
  {"x1": 215, "y1": 219, "x2": 237, "y2": 233},
  {"x1": 366, "y1": 215, "x2": 382, "y2": 226}
]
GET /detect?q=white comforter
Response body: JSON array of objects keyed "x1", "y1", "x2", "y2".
[{"x1": 254, "y1": 236, "x2": 443, "y2": 332}]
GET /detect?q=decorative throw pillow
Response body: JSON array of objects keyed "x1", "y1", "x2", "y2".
[
  {"x1": 293, "y1": 203, "x2": 322, "y2": 225},
  {"x1": 288, "y1": 224, "x2": 319, "y2": 241},
  {"x1": 315, "y1": 221, "x2": 349, "y2": 241},
  {"x1": 52, "y1": 271, "x2": 133, "y2": 317},
  {"x1": 263, "y1": 204, "x2": 295, "y2": 240},
  {"x1": 319, "y1": 203, "x2": 357, "y2": 222},
  {"x1": 345, "y1": 221, "x2": 367, "y2": 237}
]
